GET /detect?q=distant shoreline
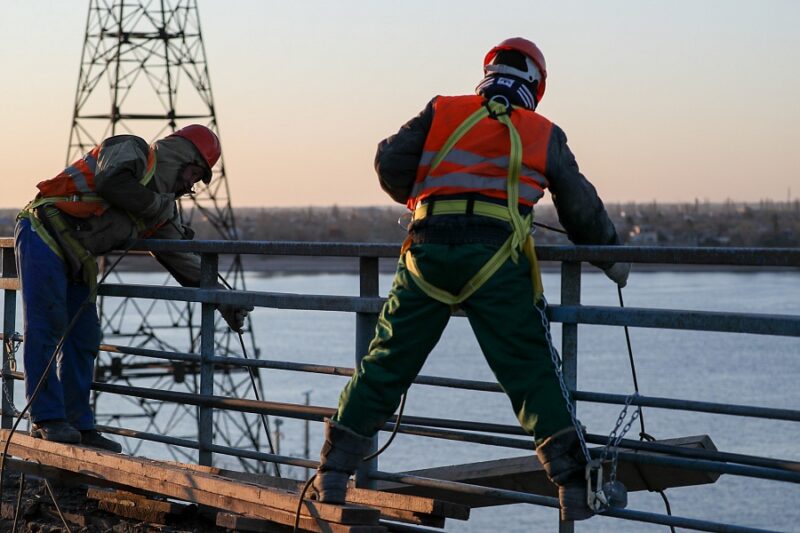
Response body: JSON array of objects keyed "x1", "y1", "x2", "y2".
[{"x1": 110, "y1": 254, "x2": 799, "y2": 277}]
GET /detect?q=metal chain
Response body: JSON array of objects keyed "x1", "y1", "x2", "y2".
[
  {"x1": 600, "y1": 392, "x2": 640, "y2": 483},
  {"x1": 534, "y1": 297, "x2": 591, "y2": 463},
  {"x1": 536, "y1": 296, "x2": 642, "y2": 484},
  {"x1": 2, "y1": 381, "x2": 21, "y2": 418},
  {"x1": 2, "y1": 335, "x2": 21, "y2": 417}
]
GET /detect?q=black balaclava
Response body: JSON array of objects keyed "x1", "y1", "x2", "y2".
[{"x1": 475, "y1": 49, "x2": 540, "y2": 110}]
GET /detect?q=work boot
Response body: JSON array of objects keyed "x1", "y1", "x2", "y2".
[
  {"x1": 311, "y1": 419, "x2": 372, "y2": 503},
  {"x1": 30, "y1": 420, "x2": 81, "y2": 444},
  {"x1": 536, "y1": 426, "x2": 594, "y2": 521},
  {"x1": 80, "y1": 430, "x2": 123, "y2": 453}
]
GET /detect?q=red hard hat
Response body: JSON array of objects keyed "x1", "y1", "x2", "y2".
[
  {"x1": 484, "y1": 38, "x2": 547, "y2": 103},
  {"x1": 168, "y1": 124, "x2": 222, "y2": 171}
]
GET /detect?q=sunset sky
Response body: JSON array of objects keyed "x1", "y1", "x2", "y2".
[{"x1": 1, "y1": 0, "x2": 798, "y2": 208}]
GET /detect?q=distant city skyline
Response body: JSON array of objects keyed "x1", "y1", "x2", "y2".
[{"x1": 1, "y1": 0, "x2": 798, "y2": 208}]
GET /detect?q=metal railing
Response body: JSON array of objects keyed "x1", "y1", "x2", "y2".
[{"x1": 1, "y1": 237, "x2": 799, "y2": 533}]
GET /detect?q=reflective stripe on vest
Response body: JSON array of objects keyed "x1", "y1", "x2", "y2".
[
  {"x1": 35, "y1": 145, "x2": 156, "y2": 218},
  {"x1": 407, "y1": 94, "x2": 552, "y2": 210}
]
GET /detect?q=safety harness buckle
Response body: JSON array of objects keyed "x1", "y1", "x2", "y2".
[
  {"x1": 484, "y1": 95, "x2": 512, "y2": 119},
  {"x1": 585, "y1": 458, "x2": 629, "y2": 512}
]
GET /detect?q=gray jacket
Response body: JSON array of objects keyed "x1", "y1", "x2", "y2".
[{"x1": 43, "y1": 134, "x2": 206, "y2": 286}]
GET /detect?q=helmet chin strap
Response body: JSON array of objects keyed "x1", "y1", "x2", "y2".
[{"x1": 475, "y1": 75, "x2": 539, "y2": 111}]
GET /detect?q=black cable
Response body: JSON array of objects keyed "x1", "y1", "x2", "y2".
[
  {"x1": 617, "y1": 286, "x2": 646, "y2": 436},
  {"x1": 617, "y1": 286, "x2": 676, "y2": 533},
  {"x1": 292, "y1": 393, "x2": 408, "y2": 533},
  {"x1": 43, "y1": 478, "x2": 72, "y2": 532},
  {"x1": 11, "y1": 472, "x2": 25, "y2": 533},
  {"x1": 363, "y1": 393, "x2": 407, "y2": 462},
  {"x1": 216, "y1": 273, "x2": 282, "y2": 478},
  {"x1": 293, "y1": 475, "x2": 316, "y2": 532},
  {"x1": 533, "y1": 221, "x2": 567, "y2": 234},
  {"x1": 236, "y1": 330, "x2": 281, "y2": 478}
]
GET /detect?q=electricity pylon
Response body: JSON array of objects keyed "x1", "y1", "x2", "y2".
[{"x1": 67, "y1": 0, "x2": 273, "y2": 472}]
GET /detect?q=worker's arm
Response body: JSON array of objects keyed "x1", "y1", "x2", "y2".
[
  {"x1": 147, "y1": 209, "x2": 202, "y2": 287},
  {"x1": 546, "y1": 124, "x2": 621, "y2": 271},
  {"x1": 147, "y1": 213, "x2": 253, "y2": 332},
  {"x1": 374, "y1": 98, "x2": 436, "y2": 204},
  {"x1": 93, "y1": 135, "x2": 175, "y2": 227}
]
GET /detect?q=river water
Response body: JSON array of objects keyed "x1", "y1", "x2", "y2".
[{"x1": 11, "y1": 269, "x2": 800, "y2": 531}]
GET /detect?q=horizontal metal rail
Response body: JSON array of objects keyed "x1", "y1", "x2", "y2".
[
  {"x1": 87, "y1": 380, "x2": 800, "y2": 485},
  {"x1": 3, "y1": 236, "x2": 800, "y2": 266},
  {"x1": 119, "y1": 239, "x2": 800, "y2": 267},
  {"x1": 368, "y1": 471, "x2": 776, "y2": 533},
  {"x1": 96, "y1": 284, "x2": 800, "y2": 336},
  {"x1": 574, "y1": 391, "x2": 800, "y2": 422},
  {"x1": 551, "y1": 305, "x2": 800, "y2": 337},
  {"x1": 90, "y1": 343, "x2": 800, "y2": 423}
]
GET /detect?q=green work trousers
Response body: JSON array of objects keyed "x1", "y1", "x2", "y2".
[{"x1": 334, "y1": 242, "x2": 572, "y2": 443}]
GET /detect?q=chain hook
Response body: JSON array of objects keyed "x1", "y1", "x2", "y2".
[
  {"x1": 3, "y1": 334, "x2": 20, "y2": 372},
  {"x1": 586, "y1": 459, "x2": 609, "y2": 512}
]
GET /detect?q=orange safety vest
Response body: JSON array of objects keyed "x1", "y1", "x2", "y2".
[
  {"x1": 407, "y1": 94, "x2": 552, "y2": 211},
  {"x1": 35, "y1": 144, "x2": 157, "y2": 218}
]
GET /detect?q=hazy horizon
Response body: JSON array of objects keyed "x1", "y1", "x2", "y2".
[{"x1": 2, "y1": 1, "x2": 798, "y2": 209}]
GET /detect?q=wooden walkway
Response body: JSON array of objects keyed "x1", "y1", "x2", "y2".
[
  {"x1": 0, "y1": 430, "x2": 468, "y2": 532},
  {"x1": 0, "y1": 430, "x2": 720, "y2": 531}
]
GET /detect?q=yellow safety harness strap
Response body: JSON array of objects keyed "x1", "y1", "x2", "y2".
[
  {"x1": 26, "y1": 193, "x2": 105, "y2": 211},
  {"x1": 404, "y1": 213, "x2": 539, "y2": 305},
  {"x1": 405, "y1": 98, "x2": 544, "y2": 304},
  {"x1": 413, "y1": 199, "x2": 512, "y2": 223},
  {"x1": 429, "y1": 106, "x2": 493, "y2": 172},
  {"x1": 16, "y1": 207, "x2": 65, "y2": 262}
]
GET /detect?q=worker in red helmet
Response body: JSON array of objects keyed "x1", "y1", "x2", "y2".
[
  {"x1": 311, "y1": 39, "x2": 629, "y2": 522},
  {"x1": 14, "y1": 124, "x2": 252, "y2": 452}
]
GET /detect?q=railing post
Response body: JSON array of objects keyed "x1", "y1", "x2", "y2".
[
  {"x1": 559, "y1": 261, "x2": 581, "y2": 533},
  {"x1": 2, "y1": 246, "x2": 18, "y2": 429},
  {"x1": 198, "y1": 252, "x2": 218, "y2": 466},
  {"x1": 355, "y1": 256, "x2": 379, "y2": 488}
]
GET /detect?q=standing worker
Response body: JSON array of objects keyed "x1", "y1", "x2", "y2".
[
  {"x1": 14, "y1": 125, "x2": 253, "y2": 452},
  {"x1": 312, "y1": 38, "x2": 630, "y2": 521}
]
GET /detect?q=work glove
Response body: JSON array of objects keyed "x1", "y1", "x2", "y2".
[
  {"x1": 217, "y1": 303, "x2": 254, "y2": 333},
  {"x1": 603, "y1": 262, "x2": 631, "y2": 288}
]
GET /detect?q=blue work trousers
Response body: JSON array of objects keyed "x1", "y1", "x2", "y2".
[{"x1": 14, "y1": 217, "x2": 100, "y2": 429}]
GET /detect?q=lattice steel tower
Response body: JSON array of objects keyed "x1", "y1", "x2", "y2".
[{"x1": 67, "y1": 0, "x2": 273, "y2": 472}]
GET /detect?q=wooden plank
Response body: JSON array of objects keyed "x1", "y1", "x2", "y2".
[
  {"x1": 379, "y1": 435, "x2": 721, "y2": 507},
  {"x1": 346, "y1": 487, "x2": 467, "y2": 521},
  {"x1": 218, "y1": 513, "x2": 291, "y2": 532},
  {"x1": 0, "y1": 278, "x2": 20, "y2": 291},
  {"x1": 216, "y1": 511, "x2": 387, "y2": 533},
  {"x1": 1, "y1": 431, "x2": 379, "y2": 526},
  {"x1": 87, "y1": 488, "x2": 189, "y2": 524},
  {"x1": 3, "y1": 457, "x2": 150, "y2": 495},
  {"x1": 214, "y1": 469, "x2": 468, "y2": 521}
]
